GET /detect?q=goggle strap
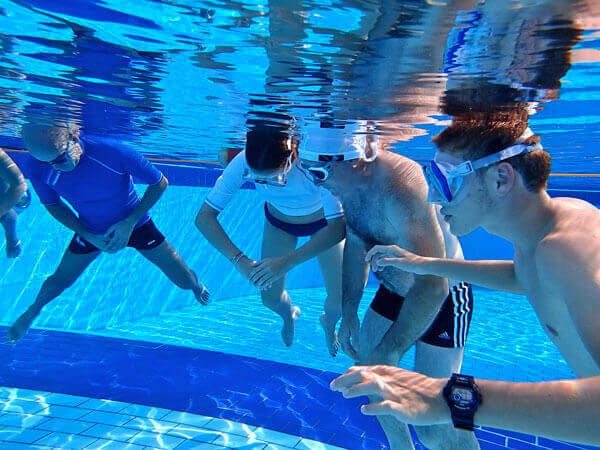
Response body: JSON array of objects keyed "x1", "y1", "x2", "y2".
[{"x1": 469, "y1": 142, "x2": 542, "y2": 171}]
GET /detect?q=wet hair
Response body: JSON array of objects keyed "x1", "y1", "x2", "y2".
[
  {"x1": 21, "y1": 124, "x2": 71, "y2": 156},
  {"x1": 433, "y1": 108, "x2": 551, "y2": 192},
  {"x1": 245, "y1": 123, "x2": 294, "y2": 173}
]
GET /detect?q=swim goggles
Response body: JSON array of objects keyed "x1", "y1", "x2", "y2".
[
  {"x1": 423, "y1": 130, "x2": 542, "y2": 204},
  {"x1": 243, "y1": 151, "x2": 294, "y2": 187},
  {"x1": 298, "y1": 155, "x2": 346, "y2": 182}
]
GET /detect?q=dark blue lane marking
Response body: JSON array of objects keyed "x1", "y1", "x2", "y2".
[{"x1": 0, "y1": 326, "x2": 386, "y2": 448}]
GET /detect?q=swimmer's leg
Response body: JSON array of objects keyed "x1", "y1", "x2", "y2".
[
  {"x1": 8, "y1": 248, "x2": 100, "y2": 342},
  {"x1": 316, "y1": 239, "x2": 343, "y2": 356},
  {"x1": 138, "y1": 239, "x2": 210, "y2": 305},
  {"x1": 0, "y1": 209, "x2": 21, "y2": 258},
  {"x1": 413, "y1": 341, "x2": 480, "y2": 450},
  {"x1": 359, "y1": 308, "x2": 415, "y2": 450},
  {"x1": 260, "y1": 218, "x2": 300, "y2": 347}
]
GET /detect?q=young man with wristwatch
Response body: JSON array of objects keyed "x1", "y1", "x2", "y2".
[{"x1": 331, "y1": 110, "x2": 600, "y2": 445}]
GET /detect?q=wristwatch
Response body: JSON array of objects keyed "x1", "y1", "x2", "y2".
[{"x1": 442, "y1": 373, "x2": 482, "y2": 431}]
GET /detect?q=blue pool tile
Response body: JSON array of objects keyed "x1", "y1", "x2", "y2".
[
  {"x1": 537, "y1": 438, "x2": 590, "y2": 449},
  {"x1": 161, "y1": 411, "x2": 212, "y2": 428},
  {"x1": 507, "y1": 438, "x2": 545, "y2": 450},
  {"x1": 128, "y1": 429, "x2": 186, "y2": 448},
  {"x1": 43, "y1": 393, "x2": 89, "y2": 407},
  {"x1": 120, "y1": 404, "x2": 170, "y2": 419},
  {"x1": 212, "y1": 432, "x2": 268, "y2": 448},
  {"x1": 479, "y1": 441, "x2": 511, "y2": 450},
  {"x1": 203, "y1": 417, "x2": 256, "y2": 436},
  {"x1": 84, "y1": 438, "x2": 145, "y2": 449},
  {"x1": 80, "y1": 423, "x2": 141, "y2": 441},
  {"x1": 482, "y1": 427, "x2": 536, "y2": 444},
  {"x1": 294, "y1": 438, "x2": 345, "y2": 450},
  {"x1": 122, "y1": 416, "x2": 178, "y2": 433},
  {"x1": 174, "y1": 441, "x2": 228, "y2": 449},
  {"x1": 0, "y1": 443, "x2": 52, "y2": 449},
  {"x1": 475, "y1": 429, "x2": 508, "y2": 446},
  {"x1": 0, "y1": 388, "x2": 48, "y2": 402},
  {"x1": 0, "y1": 426, "x2": 50, "y2": 444},
  {"x1": 253, "y1": 427, "x2": 302, "y2": 448},
  {"x1": 0, "y1": 399, "x2": 46, "y2": 415},
  {"x1": 0, "y1": 413, "x2": 47, "y2": 428},
  {"x1": 33, "y1": 417, "x2": 93, "y2": 434},
  {"x1": 166, "y1": 424, "x2": 221, "y2": 442},
  {"x1": 37, "y1": 404, "x2": 89, "y2": 420},
  {"x1": 34, "y1": 431, "x2": 97, "y2": 449},
  {"x1": 79, "y1": 410, "x2": 133, "y2": 426},
  {"x1": 79, "y1": 398, "x2": 130, "y2": 412}
]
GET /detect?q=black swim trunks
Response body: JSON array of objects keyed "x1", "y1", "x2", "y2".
[
  {"x1": 370, "y1": 282, "x2": 474, "y2": 348},
  {"x1": 68, "y1": 218, "x2": 165, "y2": 254}
]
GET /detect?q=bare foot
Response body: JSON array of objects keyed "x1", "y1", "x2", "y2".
[
  {"x1": 6, "y1": 240, "x2": 21, "y2": 258},
  {"x1": 320, "y1": 313, "x2": 340, "y2": 357},
  {"x1": 7, "y1": 309, "x2": 37, "y2": 343},
  {"x1": 194, "y1": 284, "x2": 210, "y2": 305},
  {"x1": 281, "y1": 306, "x2": 301, "y2": 347}
]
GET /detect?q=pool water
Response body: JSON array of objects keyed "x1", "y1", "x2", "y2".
[{"x1": 1, "y1": 0, "x2": 599, "y2": 448}]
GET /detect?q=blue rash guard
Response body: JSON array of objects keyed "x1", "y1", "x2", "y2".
[{"x1": 24, "y1": 136, "x2": 163, "y2": 235}]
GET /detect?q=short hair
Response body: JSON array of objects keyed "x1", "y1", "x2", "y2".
[
  {"x1": 433, "y1": 109, "x2": 551, "y2": 192},
  {"x1": 245, "y1": 123, "x2": 293, "y2": 172},
  {"x1": 21, "y1": 124, "x2": 70, "y2": 154}
]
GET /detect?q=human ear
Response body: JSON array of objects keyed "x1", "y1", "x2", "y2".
[{"x1": 493, "y1": 162, "x2": 516, "y2": 195}]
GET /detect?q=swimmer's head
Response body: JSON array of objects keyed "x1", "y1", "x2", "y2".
[
  {"x1": 298, "y1": 121, "x2": 378, "y2": 186},
  {"x1": 430, "y1": 109, "x2": 549, "y2": 236},
  {"x1": 22, "y1": 124, "x2": 83, "y2": 172},
  {"x1": 245, "y1": 123, "x2": 296, "y2": 186}
]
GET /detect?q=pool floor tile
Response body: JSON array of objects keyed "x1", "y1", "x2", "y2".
[
  {"x1": 79, "y1": 398, "x2": 131, "y2": 413},
  {"x1": 79, "y1": 423, "x2": 141, "y2": 442},
  {"x1": 0, "y1": 413, "x2": 47, "y2": 428},
  {"x1": 128, "y1": 429, "x2": 186, "y2": 448},
  {"x1": 79, "y1": 410, "x2": 133, "y2": 426},
  {"x1": 33, "y1": 431, "x2": 97, "y2": 449},
  {"x1": 162, "y1": 411, "x2": 213, "y2": 428},
  {"x1": 43, "y1": 393, "x2": 89, "y2": 407},
  {"x1": 166, "y1": 424, "x2": 222, "y2": 442},
  {"x1": 211, "y1": 432, "x2": 268, "y2": 449},
  {"x1": 84, "y1": 438, "x2": 146, "y2": 449},
  {"x1": 0, "y1": 426, "x2": 51, "y2": 444},
  {"x1": 33, "y1": 417, "x2": 94, "y2": 434},
  {"x1": 36, "y1": 405, "x2": 89, "y2": 420}
]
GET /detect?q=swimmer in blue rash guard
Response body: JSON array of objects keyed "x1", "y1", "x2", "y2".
[{"x1": 7, "y1": 124, "x2": 210, "y2": 343}]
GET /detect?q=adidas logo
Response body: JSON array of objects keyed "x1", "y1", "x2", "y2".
[{"x1": 438, "y1": 331, "x2": 451, "y2": 340}]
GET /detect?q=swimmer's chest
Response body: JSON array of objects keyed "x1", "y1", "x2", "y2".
[
  {"x1": 342, "y1": 194, "x2": 399, "y2": 246},
  {"x1": 515, "y1": 249, "x2": 597, "y2": 374}
]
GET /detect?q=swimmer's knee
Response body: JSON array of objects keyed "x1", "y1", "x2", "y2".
[
  {"x1": 46, "y1": 273, "x2": 77, "y2": 292},
  {"x1": 0, "y1": 209, "x2": 17, "y2": 225}
]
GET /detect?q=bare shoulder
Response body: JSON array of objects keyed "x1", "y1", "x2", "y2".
[
  {"x1": 378, "y1": 151, "x2": 428, "y2": 216},
  {"x1": 536, "y1": 199, "x2": 600, "y2": 278}
]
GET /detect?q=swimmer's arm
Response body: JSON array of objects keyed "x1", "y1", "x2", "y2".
[
  {"x1": 374, "y1": 216, "x2": 449, "y2": 360},
  {"x1": 475, "y1": 376, "x2": 600, "y2": 444},
  {"x1": 368, "y1": 246, "x2": 523, "y2": 295},
  {"x1": 195, "y1": 201, "x2": 245, "y2": 262},
  {"x1": 342, "y1": 228, "x2": 370, "y2": 315},
  {"x1": 45, "y1": 201, "x2": 92, "y2": 237},
  {"x1": 284, "y1": 216, "x2": 345, "y2": 269},
  {"x1": 421, "y1": 258, "x2": 523, "y2": 294},
  {"x1": 537, "y1": 238, "x2": 600, "y2": 367},
  {"x1": 0, "y1": 150, "x2": 27, "y2": 218},
  {"x1": 121, "y1": 175, "x2": 168, "y2": 226}
]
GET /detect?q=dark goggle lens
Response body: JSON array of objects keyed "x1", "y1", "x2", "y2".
[
  {"x1": 428, "y1": 163, "x2": 453, "y2": 202},
  {"x1": 49, "y1": 152, "x2": 69, "y2": 166}
]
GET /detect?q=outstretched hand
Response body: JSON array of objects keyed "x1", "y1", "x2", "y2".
[
  {"x1": 365, "y1": 245, "x2": 429, "y2": 274},
  {"x1": 330, "y1": 366, "x2": 450, "y2": 426}
]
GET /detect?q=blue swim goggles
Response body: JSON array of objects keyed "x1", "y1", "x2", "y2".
[{"x1": 423, "y1": 134, "x2": 542, "y2": 204}]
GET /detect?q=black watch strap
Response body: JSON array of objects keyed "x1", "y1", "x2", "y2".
[{"x1": 443, "y1": 373, "x2": 482, "y2": 432}]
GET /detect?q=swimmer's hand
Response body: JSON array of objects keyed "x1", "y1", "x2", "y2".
[
  {"x1": 339, "y1": 312, "x2": 361, "y2": 361},
  {"x1": 366, "y1": 245, "x2": 429, "y2": 275},
  {"x1": 104, "y1": 218, "x2": 136, "y2": 253},
  {"x1": 235, "y1": 256, "x2": 258, "y2": 280},
  {"x1": 82, "y1": 231, "x2": 111, "y2": 252},
  {"x1": 330, "y1": 365, "x2": 449, "y2": 426},
  {"x1": 249, "y1": 257, "x2": 290, "y2": 290}
]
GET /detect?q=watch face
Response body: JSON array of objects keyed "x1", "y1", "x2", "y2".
[{"x1": 451, "y1": 387, "x2": 474, "y2": 406}]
